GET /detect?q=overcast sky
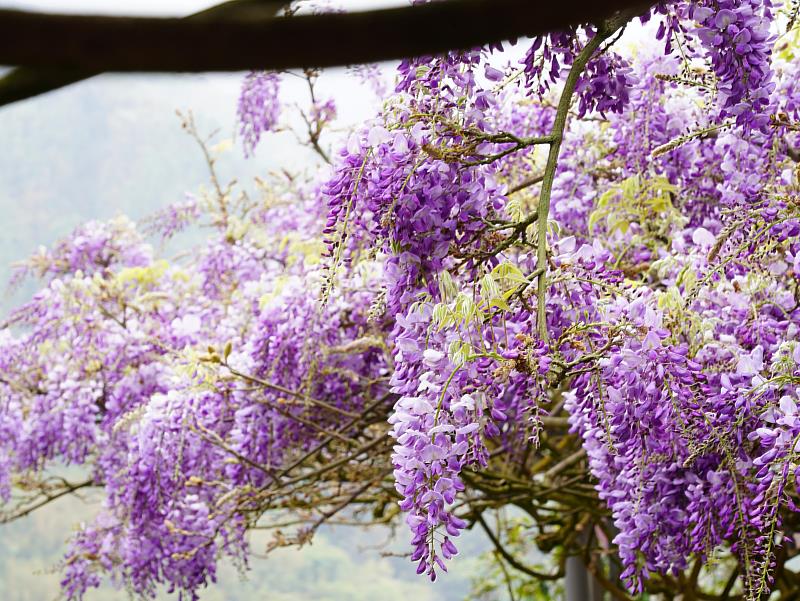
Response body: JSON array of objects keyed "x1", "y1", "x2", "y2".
[
  {"x1": 0, "y1": 0, "x2": 220, "y2": 14},
  {"x1": 0, "y1": 0, "x2": 400, "y2": 14}
]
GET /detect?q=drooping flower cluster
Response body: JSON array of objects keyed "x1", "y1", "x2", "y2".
[
  {"x1": 692, "y1": 0, "x2": 776, "y2": 130},
  {"x1": 521, "y1": 28, "x2": 636, "y2": 117},
  {"x1": 237, "y1": 71, "x2": 281, "y2": 156}
]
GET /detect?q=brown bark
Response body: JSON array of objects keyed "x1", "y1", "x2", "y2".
[{"x1": 0, "y1": 0, "x2": 654, "y2": 72}]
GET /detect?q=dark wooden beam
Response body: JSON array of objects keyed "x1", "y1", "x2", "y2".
[{"x1": 0, "y1": 0, "x2": 654, "y2": 72}]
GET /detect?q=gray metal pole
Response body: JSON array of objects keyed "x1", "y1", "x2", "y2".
[
  {"x1": 566, "y1": 555, "x2": 606, "y2": 601},
  {"x1": 589, "y1": 568, "x2": 606, "y2": 601},
  {"x1": 565, "y1": 555, "x2": 590, "y2": 600}
]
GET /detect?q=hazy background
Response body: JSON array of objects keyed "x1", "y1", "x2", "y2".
[{"x1": 0, "y1": 1, "x2": 494, "y2": 600}]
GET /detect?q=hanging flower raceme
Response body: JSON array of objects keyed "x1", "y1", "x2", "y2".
[{"x1": 237, "y1": 71, "x2": 281, "y2": 156}]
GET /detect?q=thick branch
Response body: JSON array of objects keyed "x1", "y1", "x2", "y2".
[
  {"x1": 543, "y1": 448, "x2": 586, "y2": 482},
  {"x1": 0, "y1": 0, "x2": 654, "y2": 74},
  {"x1": 0, "y1": 66, "x2": 88, "y2": 106},
  {"x1": 509, "y1": 173, "x2": 545, "y2": 195},
  {"x1": 535, "y1": 12, "x2": 636, "y2": 339},
  {"x1": 585, "y1": 558, "x2": 636, "y2": 601}
]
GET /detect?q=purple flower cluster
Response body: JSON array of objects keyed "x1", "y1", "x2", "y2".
[
  {"x1": 322, "y1": 56, "x2": 507, "y2": 311},
  {"x1": 237, "y1": 71, "x2": 281, "y2": 156},
  {"x1": 522, "y1": 29, "x2": 635, "y2": 117},
  {"x1": 693, "y1": 0, "x2": 776, "y2": 130}
]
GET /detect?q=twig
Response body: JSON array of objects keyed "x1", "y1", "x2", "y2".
[
  {"x1": 223, "y1": 361, "x2": 361, "y2": 419},
  {"x1": 508, "y1": 173, "x2": 545, "y2": 195},
  {"x1": 179, "y1": 110, "x2": 230, "y2": 228},
  {"x1": 476, "y1": 513, "x2": 563, "y2": 580},
  {"x1": 276, "y1": 392, "x2": 393, "y2": 477}
]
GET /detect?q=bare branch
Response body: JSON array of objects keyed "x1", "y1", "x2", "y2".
[
  {"x1": 508, "y1": 173, "x2": 545, "y2": 195},
  {"x1": 476, "y1": 513, "x2": 563, "y2": 581},
  {"x1": 1, "y1": 478, "x2": 94, "y2": 523}
]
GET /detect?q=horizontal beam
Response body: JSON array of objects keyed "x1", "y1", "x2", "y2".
[
  {"x1": 0, "y1": 0, "x2": 654, "y2": 73},
  {"x1": 0, "y1": 67, "x2": 88, "y2": 106}
]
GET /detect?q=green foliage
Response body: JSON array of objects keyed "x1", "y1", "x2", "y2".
[
  {"x1": 588, "y1": 175, "x2": 684, "y2": 265},
  {"x1": 589, "y1": 176, "x2": 680, "y2": 234}
]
